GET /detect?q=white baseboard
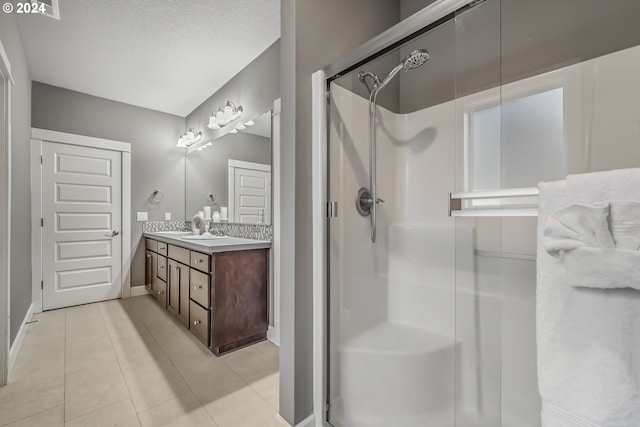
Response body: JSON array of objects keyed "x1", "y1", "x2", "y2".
[
  {"x1": 267, "y1": 325, "x2": 280, "y2": 346},
  {"x1": 8, "y1": 303, "x2": 34, "y2": 374},
  {"x1": 295, "y1": 414, "x2": 315, "y2": 427},
  {"x1": 129, "y1": 286, "x2": 149, "y2": 297}
]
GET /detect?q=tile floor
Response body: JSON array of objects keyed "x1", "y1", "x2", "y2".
[{"x1": 0, "y1": 295, "x2": 288, "y2": 427}]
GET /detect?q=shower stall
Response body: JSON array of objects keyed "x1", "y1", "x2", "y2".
[{"x1": 312, "y1": 0, "x2": 640, "y2": 426}]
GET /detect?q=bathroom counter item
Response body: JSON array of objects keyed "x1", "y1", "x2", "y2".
[{"x1": 144, "y1": 231, "x2": 270, "y2": 253}]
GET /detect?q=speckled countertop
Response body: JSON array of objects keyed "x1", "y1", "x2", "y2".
[{"x1": 143, "y1": 231, "x2": 271, "y2": 254}]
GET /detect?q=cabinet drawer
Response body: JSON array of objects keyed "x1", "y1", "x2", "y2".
[
  {"x1": 189, "y1": 301, "x2": 210, "y2": 346},
  {"x1": 156, "y1": 279, "x2": 167, "y2": 308},
  {"x1": 157, "y1": 241, "x2": 168, "y2": 256},
  {"x1": 168, "y1": 245, "x2": 190, "y2": 265},
  {"x1": 190, "y1": 251, "x2": 210, "y2": 273},
  {"x1": 145, "y1": 238, "x2": 157, "y2": 252},
  {"x1": 190, "y1": 269, "x2": 210, "y2": 308},
  {"x1": 157, "y1": 255, "x2": 167, "y2": 281}
]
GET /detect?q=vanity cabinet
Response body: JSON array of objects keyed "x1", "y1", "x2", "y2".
[{"x1": 144, "y1": 237, "x2": 269, "y2": 355}]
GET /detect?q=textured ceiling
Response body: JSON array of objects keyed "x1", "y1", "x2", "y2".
[{"x1": 16, "y1": 0, "x2": 280, "y2": 116}]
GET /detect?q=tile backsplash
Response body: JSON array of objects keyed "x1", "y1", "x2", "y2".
[
  {"x1": 142, "y1": 221, "x2": 187, "y2": 233},
  {"x1": 142, "y1": 221, "x2": 272, "y2": 241}
]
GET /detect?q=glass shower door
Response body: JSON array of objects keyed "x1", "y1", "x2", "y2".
[{"x1": 326, "y1": 19, "x2": 460, "y2": 427}]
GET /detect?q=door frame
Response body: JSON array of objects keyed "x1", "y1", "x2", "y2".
[
  {"x1": 227, "y1": 159, "x2": 272, "y2": 223},
  {"x1": 30, "y1": 128, "x2": 131, "y2": 313},
  {"x1": 0, "y1": 39, "x2": 15, "y2": 387}
]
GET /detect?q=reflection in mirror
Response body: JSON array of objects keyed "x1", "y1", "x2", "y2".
[{"x1": 185, "y1": 110, "x2": 272, "y2": 224}]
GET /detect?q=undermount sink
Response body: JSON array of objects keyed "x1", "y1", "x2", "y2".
[{"x1": 181, "y1": 234, "x2": 229, "y2": 240}]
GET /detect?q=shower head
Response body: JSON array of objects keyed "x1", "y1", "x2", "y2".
[
  {"x1": 402, "y1": 49, "x2": 430, "y2": 70},
  {"x1": 376, "y1": 48, "x2": 430, "y2": 92}
]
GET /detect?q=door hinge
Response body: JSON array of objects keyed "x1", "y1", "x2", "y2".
[
  {"x1": 41, "y1": 218, "x2": 44, "y2": 227},
  {"x1": 41, "y1": 280, "x2": 43, "y2": 290},
  {"x1": 327, "y1": 201, "x2": 338, "y2": 218}
]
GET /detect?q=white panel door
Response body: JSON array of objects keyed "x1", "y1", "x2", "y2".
[
  {"x1": 42, "y1": 142, "x2": 122, "y2": 310},
  {"x1": 234, "y1": 168, "x2": 271, "y2": 224}
]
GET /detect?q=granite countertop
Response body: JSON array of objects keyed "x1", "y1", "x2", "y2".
[{"x1": 143, "y1": 231, "x2": 271, "y2": 254}]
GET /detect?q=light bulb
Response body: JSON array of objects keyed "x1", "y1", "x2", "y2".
[
  {"x1": 216, "y1": 111, "x2": 224, "y2": 121},
  {"x1": 236, "y1": 124, "x2": 246, "y2": 130},
  {"x1": 245, "y1": 120, "x2": 254, "y2": 126},
  {"x1": 187, "y1": 130, "x2": 194, "y2": 140},
  {"x1": 229, "y1": 129, "x2": 238, "y2": 134}
]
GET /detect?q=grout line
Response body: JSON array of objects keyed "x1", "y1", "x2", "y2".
[
  {"x1": 139, "y1": 305, "x2": 221, "y2": 425},
  {"x1": 63, "y1": 398, "x2": 132, "y2": 424},
  {"x1": 133, "y1": 298, "x2": 222, "y2": 426},
  {"x1": 97, "y1": 301, "x2": 143, "y2": 427},
  {"x1": 0, "y1": 404, "x2": 64, "y2": 427}
]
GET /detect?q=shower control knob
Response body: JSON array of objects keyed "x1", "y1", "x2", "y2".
[{"x1": 376, "y1": 198, "x2": 385, "y2": 204}]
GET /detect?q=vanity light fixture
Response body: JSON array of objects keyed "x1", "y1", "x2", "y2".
[
  {"x1": 177, "y1": 128, "x2": 203, "y2": 148},
  {"x1": 207, "y1": 101, "x2": 243, "y2": 129}
]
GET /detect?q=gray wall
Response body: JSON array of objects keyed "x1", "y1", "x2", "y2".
[
  {"x1": 0, "y1": 13, "x2": 32, "y2": 344},
  {"x1": 185, "y1": 131, "x2": 271, "y2": 218},
  {"x1": 398, "y1": 0, "x2": 640, "y2": 114},
  {"x1": 279, "y1": 1, "x2": 400, "y2": 424},
  {"x1": 31, "y1": 82, "x2": 185, "y2": 289}
]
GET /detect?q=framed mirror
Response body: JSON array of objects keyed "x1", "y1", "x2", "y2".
[{"x1": 185, "y1": 110, "x2": 272, "y2": 224}]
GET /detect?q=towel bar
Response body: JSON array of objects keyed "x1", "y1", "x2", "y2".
[{"x1": 449, "y1": 187, "x2": 539, "y2": 217}]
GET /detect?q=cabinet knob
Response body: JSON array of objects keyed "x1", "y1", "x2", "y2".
[
  {"x1": 174, "y1": 266, "x2": 179, "y2": 271},
  {"x1": 193, "y1": 285, "x2": 202, "y2": 290},
  {"x1": 193, "y1": 320, "x2": 201, "y2": 325},
  {"x1": 160, "y1": 265, "x2": 165, "y2": 269},
  {"x1": 146, "y1": 255, "x2": 151, "y2": 258},
  {"x1": 158, "y1": 291, "x2": 164, "y2": 295},
  {"x1": 194, "y1": 259, "x2": 201, "y2": 264}
]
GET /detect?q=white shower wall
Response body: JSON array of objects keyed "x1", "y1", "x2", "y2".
[{"x1": 328, "y1": 43, "x2": 640, "y2": 427}]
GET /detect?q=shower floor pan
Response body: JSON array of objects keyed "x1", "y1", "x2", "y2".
[{"x1": 334, "y1": 322, "x2": 455, "y2": 427}]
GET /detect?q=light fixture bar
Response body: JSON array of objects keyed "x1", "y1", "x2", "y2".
[{"x1": 176, "y1": 128, "x2": 202, "y2": 148}]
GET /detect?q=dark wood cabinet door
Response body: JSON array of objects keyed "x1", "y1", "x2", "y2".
[
  {"x1": 145, "y1": 250, "x2": 158, "y2": 299},
  {"x1": 177, "y1": 263, "x2": 190, "y2": 327},
  {"x1": 211, "y1": 249, "x2": 268, "y2": 354},
  {"x1": 156, "y1": 279, "x2": 167, "y2": 308},
  {"x1": 168, "y1": 259, "x2": 189, "y2": 326},
  {"x1": 167, "y1": 259, "x2": 179, "y2": 315}
]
